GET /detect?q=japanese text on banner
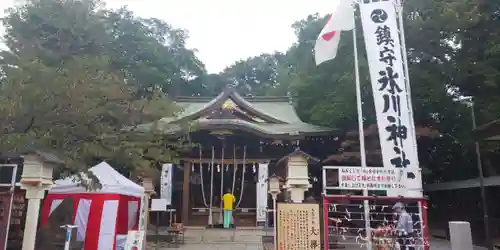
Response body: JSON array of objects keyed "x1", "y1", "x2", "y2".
[
  {"x1": 359, "y1": 0, "x2": 418, "y2": 171},
  {"x1": 161, "y1": 163, "x2": 173, "y2": 205}
]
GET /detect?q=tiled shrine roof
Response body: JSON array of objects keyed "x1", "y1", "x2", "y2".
[{"x1": 135, "y1": 88, "x2": 336, "y2": 138}]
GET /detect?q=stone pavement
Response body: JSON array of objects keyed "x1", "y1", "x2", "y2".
[
  {"x1": 429, "y1": 238, "x2": 487, "y2": 250},
  {"x1": 146, "y1": 227, "x2": 488, "y2": 250},
  {"x1": 147, "y1": 227, "x2": 267, "y2": 250},
  {"x1": 149, "y1": 239, "x2": 486, "y2": 250}
]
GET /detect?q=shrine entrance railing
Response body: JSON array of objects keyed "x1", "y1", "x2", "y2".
[{"x1": 322, "y1": 195, "x2": 429, "y2": 250}]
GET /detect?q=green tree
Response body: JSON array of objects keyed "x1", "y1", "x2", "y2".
[
  {"x1": 0, "y1": 54, "x2": 189, "y2": 177},
  {"x1": 206, "y1": 1, "x2": 500, "y2": 181},
  {"x1": 102, "y1": 7, "x2": 206, "y2": 96},
  {"x1": 284, "y1": 9, "x2": 481, "y2": 181},
  {"x1": 0, "y1": 0, "x2": 197, "y2": 177},
  {"x1": 285, "y1": 13, "x2": 374, "y2": 129},
  {"x1": 1, "y1": 0, "x2": 206, "y2": 96},
  {"x1": 219, "y1": 52, "x2": 290, "y2": 96}
]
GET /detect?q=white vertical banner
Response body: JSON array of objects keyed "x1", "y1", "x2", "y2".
[
  {"x1": 161, "y1": 163, "x2": 173, "y2": 205},
  {"x1": 359, "y1": 0, "x2": 422, "y2": 196},
  {"x1": 256, "y1": 163, "x2": 268, "y2": 222}
]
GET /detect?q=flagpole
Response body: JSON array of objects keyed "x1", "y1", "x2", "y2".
[
  {"x1": 351, "y1": 1, "x2": 372, "y2": 249},
  {"x1": 396, "y1": 2, "x2": 431, "y2": 249},
  {"x1": 394, "y1": 0, "x2": 417, "y2": 157}
]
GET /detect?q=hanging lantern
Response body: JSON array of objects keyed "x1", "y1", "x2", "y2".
[{"x1": 267, "y1": 174, "x2": 282, "y2": 196}]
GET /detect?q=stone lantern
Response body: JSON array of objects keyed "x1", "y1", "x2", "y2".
[
  {"x1": 268, "y1": 174, "x2": 281, "y2": 198},
  {"x1": 20, "y1": 150, "x2": 64, "y2": 250},
  {"x1": 139, "y1": 177, "x2": 155, "y2": 250},
  {"x1": 267, "y1": 174, "x2": 282, "y2": 250},
  {"x1": 277, "y1": 148, "x2": 318, "y2": 203},
  {"x1": 21, "y1": 154, "x2": 56, "y2": 186},
  {"x1": 142, "y1": 177, "x2": 155, "y2": 194}
]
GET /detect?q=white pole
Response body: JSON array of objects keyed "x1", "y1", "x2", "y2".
[
  {"x1": 220, "y1": 143, "x2": 225, "y2": 224},
  {"x1": 395, "y1": 0, "x2": 420, "y2": 180},
  {"x1": 395, "y1": 0, "x2": 415, "y2": 137},
  {"x1": 61, "y1": 225, "x2": 78, "y2": 250},
  {"x1": 322, "y1": 167, "x2": 326, "y2": 195},
  {"x1": 396, "y1": 0, "x2": 425, "y2": 207},
  {"x1": 232, "y1": 144, "x2": 237, "y2": 194},
  {"x1": 272, "y1": 195, "x2": 278, "y2": 250},
  {"x1": 169, "y1": 207, "x2": 173, "y2": 227},
  {"x1": 417, "y1": 201, "x2": 425, "y2": 245},
  {"x1": 352, "y1": 2, "x2": 372, "y2": 249},
  {"x1": 64, "y1": 228, "x2": 71, "y2": 250},
  {"x1": 396, "y1": 1, "x2": 426, "y2": 246},
  {"x1": 208, "y1": 146, "x2": 214, "y2": 226}
]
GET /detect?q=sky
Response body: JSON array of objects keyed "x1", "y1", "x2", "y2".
[{"x1": 0, "y1": 0, "x2": 333, "y2": 73}]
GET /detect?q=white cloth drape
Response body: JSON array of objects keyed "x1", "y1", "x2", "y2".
[
  {"x1": 74, "y1": 199, "x2": 92, "y2": 241},
  {"x1": 256, "y1": 163, "x2": 268, "y2": 222},
  {"x1": 97, "y1": 200, "x2": 119, "y2": 250},
  {"x1": 127, "y1": 201, "x2": 139, "y2": 230},
  {"x1": 49, "y1": 199, "x2": 63, "y2": 215}
]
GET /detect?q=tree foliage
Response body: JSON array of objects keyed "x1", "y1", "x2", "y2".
[
  {"x1": 0, "y1": 53, "x2": 188, "y2": 177},
  {"x1": 219, "y1": 52, "x2": 290, "y2": 96},
  {"x1": 0, "y1": 0, "x2": 200, "y2": 176},
  {"x1": 1, "y1": 0, "x2": 206, "y2": 95},
  {"x1": 184, "y1": 52, "x2": 290, "y2": 97},
  {"x1": 195, "y1": 0, "x2": 500, "y2": 182},
  {"x1": 1, "y1": 0, "x2": 499, "y2": 182}
]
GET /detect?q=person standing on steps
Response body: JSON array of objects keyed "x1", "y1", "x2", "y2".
[{"x1": 222, "y1": 188, "x2": 236, "y2": 228}]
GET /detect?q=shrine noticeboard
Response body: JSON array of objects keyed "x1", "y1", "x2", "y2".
[{"x1": 276, "y1": 203, "x2": 321, "y2": 250}]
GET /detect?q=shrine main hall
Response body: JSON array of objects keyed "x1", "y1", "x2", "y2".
[{"x1": 139, "y1": 88, "x2": 339, "y2": 227}]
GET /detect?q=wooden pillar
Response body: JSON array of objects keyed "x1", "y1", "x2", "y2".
[{"x1": 182, "y1": 161, "x2": 191, "y2": 224}]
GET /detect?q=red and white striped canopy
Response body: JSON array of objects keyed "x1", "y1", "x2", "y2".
[{"x1": 41, "y1": 162, "x2": 143, "y2": 250}]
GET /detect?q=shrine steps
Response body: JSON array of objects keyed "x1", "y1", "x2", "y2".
[
  {"x1": 153, "y1": 227, "x2": 273, "y2": 244},
  {"x1": 187, "y1": 214, "x2": 257, "y2": 227}
]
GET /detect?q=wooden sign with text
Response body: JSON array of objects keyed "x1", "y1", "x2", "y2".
[{"x1": 276, "y1": 203, "x2": 321, "y2": 250}]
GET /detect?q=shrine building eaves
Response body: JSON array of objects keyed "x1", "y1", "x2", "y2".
[{"x1": 135, "y1": 88, "x2": 338, "y2": 138}]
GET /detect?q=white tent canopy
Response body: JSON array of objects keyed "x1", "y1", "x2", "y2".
[{"x1": 49, "y1": 161, "x2": 144, "y2": 197}]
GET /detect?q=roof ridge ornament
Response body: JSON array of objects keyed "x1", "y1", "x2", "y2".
[
  {"x1": 222, "y1": 98, "x2": 236, "y2": 110},
  {"x1": 276, "y1": 148, "x2": 320, "y2": 166}
]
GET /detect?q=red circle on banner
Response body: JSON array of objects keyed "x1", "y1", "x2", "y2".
[{"x1": 322, "y1": 31, "x2": 337, "y2": 41}]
